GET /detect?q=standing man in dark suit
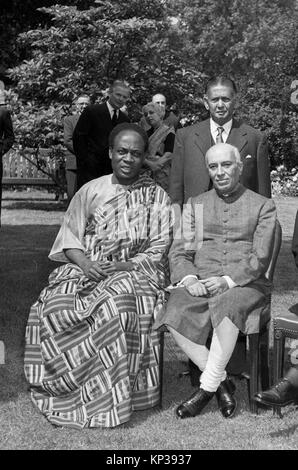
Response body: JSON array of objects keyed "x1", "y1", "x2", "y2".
[
  {"x1": 73, "y1": 80, "x2": 130, "y2": 188},
  {"x1": 0, "y1": 99, "x2": 14, "y2": 226},
  {"x1": 170, "y1": 76, "x2": 271, "y2": 207},
  {"x1": 63, "y1": 95, "x2": 90, "y2": 203}
]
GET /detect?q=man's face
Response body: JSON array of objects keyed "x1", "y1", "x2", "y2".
[
  {"x1": 204, "y1": 84, "x2": 236, "y2": 125},
  {"x1": 108, "y1": 86, "x2": 130, "y2": 110},
  {"x1": 75, "y1": 97, "x2": 90, "y2": 113},
  {"x1": 109, "y1": 130, "x2": 145, "y2": 185},
  {"x1": 206, "y1": 145, "x2": 242, "y2": 194},
  {"x1": 152, "y1": 94, "x2": 166, "y2": 118}
]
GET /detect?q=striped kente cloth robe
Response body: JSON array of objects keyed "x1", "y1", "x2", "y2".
[{"x1": 24, "y1": 174, "x2": 172, "y2": 428}]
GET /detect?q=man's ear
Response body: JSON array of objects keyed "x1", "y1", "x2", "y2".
[
  {"x1": 238, "y1": 161, "x2": 244, "y2": 175},
  {"x1": 109, "y1": 148, "x2": 113, "y2": 160},
  {"x1": 203, "y1": 94, "x2": 209, "y2": 111}
]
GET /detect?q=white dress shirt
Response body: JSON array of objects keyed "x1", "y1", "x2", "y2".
[
  {"x1": 106, "y1": 101, "x2": 118, "y2": 120},
  {"x1": 210, "y1": 118, "x2": 233, "y2": 143}
]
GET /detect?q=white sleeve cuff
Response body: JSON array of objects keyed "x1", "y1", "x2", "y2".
[
  {"x1": 223, "y1": 275, "x2": 237, "y2": 289},
  {"x1": 177, "y1": 274, "x2": 198, "y2": 286}
]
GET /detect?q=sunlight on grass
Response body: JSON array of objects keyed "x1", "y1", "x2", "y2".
[{"x1": 0, "y1": 191, "x2": 297, "y2": 450}]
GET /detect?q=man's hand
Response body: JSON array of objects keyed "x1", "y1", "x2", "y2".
[
  {"x1": 100, "y1": 261, "x2": 135, "y2": 274},
  {"x1": 82, "y1": 261, "x2": 134, "y2": 280},
  {"x1": 82, "y1": 260, "x2": 109, "y2": 281},
  {"x1": 201, "y1": 277, "x2": 229, "y2": 296},
  {"x1": 183, "y1": 277, "x2": 209, "y2": 297}
]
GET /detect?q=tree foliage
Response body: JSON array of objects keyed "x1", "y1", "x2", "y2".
[{"x1": 4, "y1": 0, "x2": 298, "y2": 168}]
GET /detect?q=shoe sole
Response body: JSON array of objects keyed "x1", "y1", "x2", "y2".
[{"x1": 253, "y1": 396, "x2": 298, "y2": 408}]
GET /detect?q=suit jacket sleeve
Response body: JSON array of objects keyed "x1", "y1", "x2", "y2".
[
  {"x1": 292, "y1": 210, "x2": 298, "y2": 268},
  {"x1": 63, "y1": 116, "x2": 76, "y2": 154},
  {"x1": 72, "y1": 107, "x2": 91, "y2": 166},
  {"x1": 257, "y1": 134, "x2": 271, "y2": 198},
  {"x1": 169, "y1": 128, "x2": 184, "y2": 207},
  {"x1": 0, "y1": 109, "x2": 14, "y2": 156},
  {"x1": 225, "y1": 198, "x2": 277, "y2": 285}
]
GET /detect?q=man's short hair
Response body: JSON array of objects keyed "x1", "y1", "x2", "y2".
[
  {"x1": 75, "y1": 94, "x2": 90, "y2": 102},
  {"x1": 109, "y1": 80, "x2": 130, "y2": 93},
  {"x1": 109, "y1": 123, "x2": 149, "y2": 152},
  {"x1": 205, "y1": 143, "x2": 241, "y2": 165},
  {"x1": 205, "y1": 76, "x2": 238, "y2": 95},
  {"x1": 152, "y1": 93, "x2": 166, "y2": 103}
]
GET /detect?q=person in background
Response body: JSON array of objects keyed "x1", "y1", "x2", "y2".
[
  {"x1": 140, "y1": 93, "x2": 180, "y2": 132},
  {"x1": 73, "y1": 80, "x2": 130, "y2": 189},
  {"x1": 0, "y1": 83, "x2": 14, "y2": 226},
  {"x1": 254, "y1": 210, "x2": 298, "y2": 408},
  {"x1": 170, "y1": 75, "x2": 272, "y2": 207},
  {"x1": 24, "y1": 123, "x2": 172, "y2": 429},
  {"x1": 63, "y1": 95, "x2": 90, "y2": 203},
  {"x1": 142, "y1": 102, "x2": 175, "y2": 192}
]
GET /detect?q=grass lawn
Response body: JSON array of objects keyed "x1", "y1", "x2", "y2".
[{"x1": 0, "y1": 189, "x2": 297, "y2": 450}]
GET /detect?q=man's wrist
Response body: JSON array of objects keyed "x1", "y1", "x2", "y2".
[
  {"x1": 177, "y1": 274, "x2": 199, "y2": 287},
  {"x1": 222, "y1": 275, "x2": 237, "y2": 289}
]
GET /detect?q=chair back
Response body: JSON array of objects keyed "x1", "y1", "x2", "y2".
[{"x1": 265, "y1": 219, "x2": 282, "y2": 282}]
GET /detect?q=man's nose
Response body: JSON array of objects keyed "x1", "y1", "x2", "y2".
[
  {"x1": 124, "y1": 152, "x2": 134, "y2": 161},
  {"x1": 216, "y1": 165, "x2": 224, "y2": 176}
]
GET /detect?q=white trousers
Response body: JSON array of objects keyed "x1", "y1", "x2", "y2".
[{"x1": 168, "y1": 316, "x2": 239, "y2": 392}]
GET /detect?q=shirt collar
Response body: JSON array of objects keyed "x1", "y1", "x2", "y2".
[
  {"x1": 216, "y1": 183, "x2": 245, "y2": 201},
  {"x1": 210, "y1": 118, "x2": 233, "y2": 136},
  {"x1": 107, "y1": 100, "x2": 117, "y2": 118}
]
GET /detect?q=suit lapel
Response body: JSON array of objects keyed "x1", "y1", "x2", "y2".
[
  {"x1": 103, "y1": 102, "x2": 112, "y2": 122},
  {"x1": 227, "y1": 120, "x2": 247, "y2": 155},
  {"x1": 194, "y1": 119, "x2": 212, "y2": 156}
]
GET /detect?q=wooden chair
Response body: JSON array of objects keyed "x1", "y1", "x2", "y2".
[
  {"x1": 271, "y1": 304, "x2": 298, "y2": 415},
  {"x1": 158, "y1": 220, "x2": 282, "y2": 414}
]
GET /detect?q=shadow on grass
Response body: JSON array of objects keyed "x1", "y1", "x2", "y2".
[
  {"x1": 269, "y1": 421, "x2": 298, "y2": 438},
  {"x1": 3, "y1": 201, "x2": 67, "y2": 212},
  {"x1": 0, "y1": 225, "x2": 61, "y2": 403}
]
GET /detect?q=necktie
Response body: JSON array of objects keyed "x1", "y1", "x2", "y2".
[
  {"x1": 111, "y1": 109, "x2": 118, "y2": 126},
  {"x1": 216, "y1": 126, "x2": 224, "y2": 144}
]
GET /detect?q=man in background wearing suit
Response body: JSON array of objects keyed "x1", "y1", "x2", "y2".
[
  {"x1": 73, "y1": 80, "x2": 130, "y2": 188},
  {"x1": 63, "y1": 95, "x2": 90, "y2": 202},
  {"x1": 170, "y1": 76, "x2": 271, "y2": 206},
  {"x1": 0, "y1": 88, "x2": 14, "y2": 226},
  {"x1": 154, "y1": 143, "x2": 276, "y2": 419},
  {"x1": 170, "y1": 76, "x2": 272, "y2": 379}
]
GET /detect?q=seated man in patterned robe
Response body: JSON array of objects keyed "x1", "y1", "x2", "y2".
[{"x1": 24, "y1": 123, "x2": 172, "y2": 429}]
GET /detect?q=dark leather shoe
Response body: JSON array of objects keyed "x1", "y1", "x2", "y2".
[
  {"x1": 215, "y1": 377, "x2": 237, "y2": 418},
  {"x1": 253, "y1": 378, "x2": 298, "y2": 407},
  {"x1": 176, "y1": 388, "x2": 214, "y2": 419}
]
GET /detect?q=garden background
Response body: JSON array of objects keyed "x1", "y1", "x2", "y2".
[{"x1": 0, "y1": 0, "x2": 298, "y2": 451}]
